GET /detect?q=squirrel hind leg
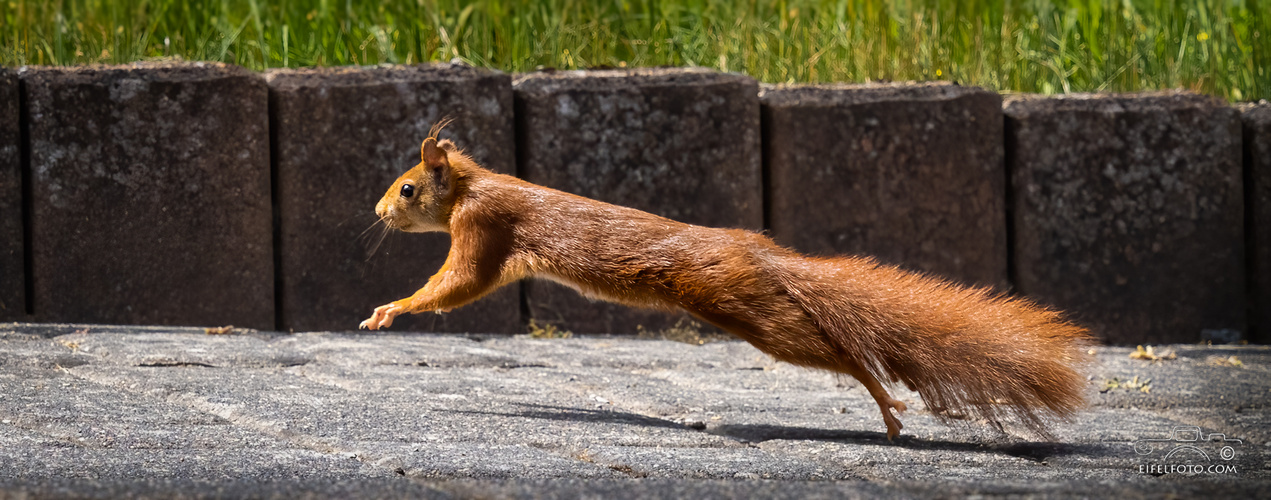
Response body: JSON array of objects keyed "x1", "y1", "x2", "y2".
[{"x1": 844, "y1": 363, "x2": 907, "y2": 440}]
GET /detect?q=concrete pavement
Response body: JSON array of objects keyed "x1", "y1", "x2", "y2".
[{"x1": 0, "y1": 323, "x2": 1267, "y2": 498}]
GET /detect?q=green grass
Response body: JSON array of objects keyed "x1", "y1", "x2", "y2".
[{"x1": 2, "y1": 0, "x2": 1266, "y2": 101}]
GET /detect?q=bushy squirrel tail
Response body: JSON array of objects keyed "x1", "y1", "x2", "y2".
[{"x1": 772, "y1": 255, "x2": 1092, "y2": 437}]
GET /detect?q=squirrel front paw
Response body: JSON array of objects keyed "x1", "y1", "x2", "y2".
[{"x1": 359, "y1": 303, "x2": 405, "y2": 330}]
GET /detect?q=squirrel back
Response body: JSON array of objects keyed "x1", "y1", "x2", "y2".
[{"x1": 361, "y1": 135, "x2": 1092, "y2": 438}]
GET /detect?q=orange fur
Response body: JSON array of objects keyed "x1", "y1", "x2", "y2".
[{"x1": 361, "y1": 135, "x2": 1091, "y2": 439}]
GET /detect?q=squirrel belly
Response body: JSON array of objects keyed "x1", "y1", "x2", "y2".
[{"x1": 361, "y1": 135, "x2": 1092, "y2": 439}]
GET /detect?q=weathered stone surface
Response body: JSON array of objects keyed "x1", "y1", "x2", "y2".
[
  {"x1": 514, "y1": 68, "x2": 762, "y2": 334},
  {"x1": 0, "y1": 68, "x2": 21, "y2": 321},
  {"x1": 1006, "y1": 92, "x2": 1245, "y2": 344},
  {"x1": 21, "y1": 63, "x2": 273, "y2": 329},
  {"x1": 1241, "y1": 102, "x2": 1271, "y2": 344},
  {"x1": 762, "y1": 82, "x2": 1007, "y2": 288},
  {"x1": 2, "y1": 323, "x2": 1270, "y2": 498},
  {"x1": 267, "y1": 64, "x2": 519, "y2": 334}
]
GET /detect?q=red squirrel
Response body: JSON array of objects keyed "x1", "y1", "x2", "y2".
[{"x1": 360, "y1": 129, "x2": 1091, "y2": 439}]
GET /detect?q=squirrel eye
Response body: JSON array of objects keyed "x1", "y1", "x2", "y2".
[{"x1": 400, "y1": 183, "x2": 415, "y2": 198}]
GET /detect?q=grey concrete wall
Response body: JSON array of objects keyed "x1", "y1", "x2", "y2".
[
  {"x1": 21, "y1": 63, "x2": 274, "y2": 329},
  {"x1": 0, "y1": 68, "x2": 20, "y2": 320},
  {"x1": 1006, "y1": 92, "x2": 1245, "y2": 345},
  {"x1": 3, "y1": 62, "x2": 1264, "y2": 344},
  {"x1": 1242, "y1": 102, "x2": 1271, "y2": 344},
  {"x1": 267, "y1": 64, "x2": 519, "y2": 334},
  {"x1": 762, "y1": 82, "x2": 1006, "y2": 289},
  {"x1": 513, "y1": 68, "x2": 762, "y2": 334}
]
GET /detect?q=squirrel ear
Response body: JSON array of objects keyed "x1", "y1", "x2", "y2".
[
  {"x1": 421, "y1": 137, "x2": 451, "y2": 196},
  {"x1": 437, "y1": 139, "x2": 457, "y2": 153},
  {"x1": 420, "y1": 137, "x2": 449, "y2": 167}
]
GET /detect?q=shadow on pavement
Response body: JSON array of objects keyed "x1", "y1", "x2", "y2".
[
  {"x1": 709, "y1": 423, "x2": 1101, "y2": 461},
  {"x1": 447, "y1": 402, "x2": 1105, "y2": 462},
  {"x1": 445, "y1": 402, "x2": 693, "y2": 430}
]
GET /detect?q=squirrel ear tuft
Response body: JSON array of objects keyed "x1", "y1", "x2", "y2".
[{"x1": 421, "y1": 137, "x2": 449, "y2": 167}]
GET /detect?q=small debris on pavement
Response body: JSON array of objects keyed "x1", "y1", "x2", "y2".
[
  {"x1": 1207, "y1": 355, "x2": 1244, "y2": 368},
  {"x1": 1129, "y1": 345, "x2": 1175, "y2": 361},
  {"x1": 1101, "y1": 375, "x2": 1152, "y2": 393},
  {"x1": 205, "y1": 325, "x2": 235, "y2": 335}
]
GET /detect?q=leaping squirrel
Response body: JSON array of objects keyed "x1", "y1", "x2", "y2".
[{"x1": 360, "y1": 130, "x2": 1091, "y2": 439}]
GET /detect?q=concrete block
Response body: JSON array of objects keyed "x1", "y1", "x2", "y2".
[
  {"x1": 22, "y1": 63, "x2": 273, "y2": 329},
  {"x1": 1241, "y1": 102, "x2": 1271, "y2": 344},
  {"x1": 514, "y1": 68, "x2": 762, "y2": 334},
  {"x1": 0, "y1": 68, "x2": 21, "y2": 320},
  {"x1": 1006, "y1": 92, "x2": 1245, "y2": 344},
  {"x1": 267, "y1": 64, "x2": 519, "y2": 333},
  {"x1": 762, "y1": 82, "x2": 1007, "y2": 288}
]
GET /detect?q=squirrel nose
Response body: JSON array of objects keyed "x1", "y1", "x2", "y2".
[{"x1": 374, "y1": 199, "x2": 388, "y2": 220}]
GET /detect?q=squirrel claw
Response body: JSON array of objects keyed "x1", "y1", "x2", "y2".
[{"x1": 360, "y1": 303, "x2": 404, "y2": 331}]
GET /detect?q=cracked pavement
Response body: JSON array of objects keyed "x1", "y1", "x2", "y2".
[{"x1": 0, "y1": 323, "x2": 1268, "y2": 498}]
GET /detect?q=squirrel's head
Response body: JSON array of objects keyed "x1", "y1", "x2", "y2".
[{"x1": 375, "y1": 136, "x2": 460, "y2": 233}]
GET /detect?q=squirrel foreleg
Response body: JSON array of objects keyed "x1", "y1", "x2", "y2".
[{"x1": 359, "y1": 250, "x2": 499, "y2": 330}]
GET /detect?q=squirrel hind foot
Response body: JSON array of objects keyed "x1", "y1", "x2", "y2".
[
  {"x1": 842, "y1": 363, "x2": 909, "y2": 439},
  {"x1": 880, "y1": 397, "x2": 907, "y2": 440},
  {"x1": 887, "y1": 397, "x2": 907, "y2": 414}
]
